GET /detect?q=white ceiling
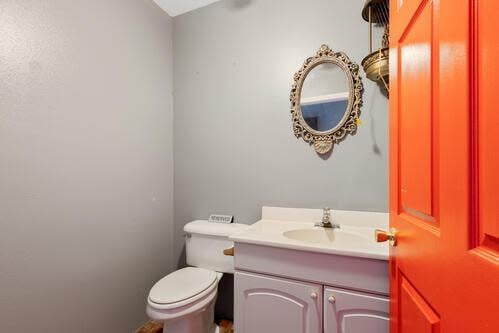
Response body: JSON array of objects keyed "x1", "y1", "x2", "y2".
[{"x1": 153, "y1": 0, "x2": 223, "y2": 17}]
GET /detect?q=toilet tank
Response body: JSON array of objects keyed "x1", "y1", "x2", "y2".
[{"x1": 184, "y1": 220, "x2": 248, "y2": 274}]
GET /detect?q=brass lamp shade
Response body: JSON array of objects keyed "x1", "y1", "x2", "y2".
[
  {"x1": 362, "y1": 48, "x2": 389, "y2": 92},
  {"x1": 361, "y1": 0, "x2": 389, "y2": 93}
]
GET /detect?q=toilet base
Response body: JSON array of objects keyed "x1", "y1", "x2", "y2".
[{"x1": 158, "y1": 295, "x2": 218, "y2": 333}]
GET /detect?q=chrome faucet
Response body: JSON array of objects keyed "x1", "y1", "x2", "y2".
[{"x1": 315, "y1": 208, "x2": 340, "y2": 229}]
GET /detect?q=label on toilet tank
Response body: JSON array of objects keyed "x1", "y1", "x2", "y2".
[{"x1": 208, "y1": 214, "x2": 234, "y2": 224}]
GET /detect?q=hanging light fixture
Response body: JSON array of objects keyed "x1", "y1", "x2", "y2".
[{"x1": 361, "y1": 0, "x2": 389, "y2": 93}]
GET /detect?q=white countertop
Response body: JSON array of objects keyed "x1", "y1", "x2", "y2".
[{"x1": 230, "y1": 207, "x2": 389, "y2": 260}]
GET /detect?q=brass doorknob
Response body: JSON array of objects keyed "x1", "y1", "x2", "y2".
[{"x1": 375, "y1": 228, "x2": 398, "y2": 247}]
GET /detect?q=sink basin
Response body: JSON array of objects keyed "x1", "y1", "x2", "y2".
[{"x1": 283, "y1": 228, "x2": 368, "y2": 246}]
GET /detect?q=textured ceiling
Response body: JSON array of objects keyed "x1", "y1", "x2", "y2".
[{"x1": 153, "y1": 0, "x2": 223, "y2": 16}]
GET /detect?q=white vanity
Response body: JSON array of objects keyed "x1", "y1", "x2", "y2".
[{"x1": 230, "y1": 207, "x2": 389, "y2": 333}]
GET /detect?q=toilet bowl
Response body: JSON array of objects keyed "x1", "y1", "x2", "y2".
[{"x1": 146, "y1": 221, "x2": 247, "y2": 333}]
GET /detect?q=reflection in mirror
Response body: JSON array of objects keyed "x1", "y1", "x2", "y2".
[{"x1": 300, "y1": 63, "x2": 350, "y2": 132}]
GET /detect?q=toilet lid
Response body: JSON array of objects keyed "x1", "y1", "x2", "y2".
[{"x1": 149, "y1": 267, "x2": 217, "y2": 305}]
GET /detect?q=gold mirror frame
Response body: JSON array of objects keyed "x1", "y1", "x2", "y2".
[{"x1": 290, "y1": 45, "x2": 363, "y2": 154}]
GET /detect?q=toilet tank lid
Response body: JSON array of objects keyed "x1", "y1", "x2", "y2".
[{"x1": 184, "y1": 220, "x2": 249, "y2": 237}]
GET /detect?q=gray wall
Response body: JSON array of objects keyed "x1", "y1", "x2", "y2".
[
  {"x1": 173, "y1": 0, "x2": 389, "y2": 265},
  {"x1": 0, "y1": 1, "x2": 173, "y2": 332}
]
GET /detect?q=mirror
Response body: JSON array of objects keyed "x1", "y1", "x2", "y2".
[
  {"x1": 300, "y1": 63, "x2": 350, "y2": 132},
  {"x1": 290, "y1": 45, "x2": 363, "y2": 154}
]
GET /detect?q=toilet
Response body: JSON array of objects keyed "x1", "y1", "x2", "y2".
[{"x1": 146, "y1": 220, "x2": 247, "y2": 333}]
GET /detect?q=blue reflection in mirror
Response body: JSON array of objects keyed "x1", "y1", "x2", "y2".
[{"x1": 301, "y1": 99, "x2": 348, "y2": 132}]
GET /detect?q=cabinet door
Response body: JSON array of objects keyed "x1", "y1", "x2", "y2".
[
  {"x1": 324, "y1": 287, "x2": 389, "y2": 333},
  {"x1": 235, "y1": 272, "x2": 322, "y2": 333}
]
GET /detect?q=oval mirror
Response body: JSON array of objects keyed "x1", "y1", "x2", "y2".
[
  {"x1": 290, "y1": 45, "x2": 363, "y2": 155},
  {"x1": 300, "y1": 63, "x2": 350, "y2": 133}
]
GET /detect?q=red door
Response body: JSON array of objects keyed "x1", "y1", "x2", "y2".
[{"x1": 389, "y1": 0, "x2": 499, "y2": 332}]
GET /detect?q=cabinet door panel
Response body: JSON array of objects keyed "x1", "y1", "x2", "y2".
[
  {"x1": 235, "y1": 272, "x2": 322, "y2": 333},
  {"x1": 324, "y1": 287, "x2": 389, "y2": 333}
]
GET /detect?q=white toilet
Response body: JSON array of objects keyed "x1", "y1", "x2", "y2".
[{"x1": 146, "y1": 220, "x2": 247, "y2": 333}]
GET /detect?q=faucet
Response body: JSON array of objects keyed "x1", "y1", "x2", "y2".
[{"x1": 315, "y1": 208, "x2": 340, "y2": 229}]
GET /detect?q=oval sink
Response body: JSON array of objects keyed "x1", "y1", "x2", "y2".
[{"x1": 283, "y1": 228, "x2": 367, "y2": 246}]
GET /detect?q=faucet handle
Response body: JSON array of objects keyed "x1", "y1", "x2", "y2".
[{"x1": 322, "y1": 207, "x2": 331, "y2": 221}]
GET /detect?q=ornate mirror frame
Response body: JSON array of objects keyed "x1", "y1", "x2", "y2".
[{"x1": 290, "y1": 44, "x2": 363, "y2": 154}]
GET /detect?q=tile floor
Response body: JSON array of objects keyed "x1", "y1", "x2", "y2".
[{"x1": 135, "y1": 320, "x2": 234, "y2": 333}]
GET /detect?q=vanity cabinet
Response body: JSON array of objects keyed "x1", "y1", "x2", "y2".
[
  {"x1": 235, "y1": 271, "x2": 388, "y2": 333},
  {"x1": 233, "y1": 242, "x2": 389, "y2": 333},
  {"x1": 324, "y1": 287, "x2": 389, "y2": 333},
  {"x1": 235, "y1": 272, "x2": 322, "y2": 333}
]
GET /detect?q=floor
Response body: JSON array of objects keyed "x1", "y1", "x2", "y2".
[{"x1": 135, "y1": 320, "x2": 234, "y2": 333}]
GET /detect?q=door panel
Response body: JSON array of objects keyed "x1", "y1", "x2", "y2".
[
  {"x1": 234, "y1": 272, "x2": 322, "y2": 333},
  {"x1": 399, "y1": 0, "x2": 433, "y2": 219},
  {"x1": 477, "y1": 0, "x2": 499, "y2": 255},
  {"x1": 390, "y1": 0, "x2": 499, "y2": 332},
  {"x1": 399, "y1": 275, "x2": 440, "y2": 333},
  {"x1": 324, "y1": 287, "x2": 389, "y2": 333}
]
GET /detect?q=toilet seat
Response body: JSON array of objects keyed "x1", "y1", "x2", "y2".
[
  {"x1": 148, "y1": 267, "x2": 220, "y2": 310},
  {"x1": 149, "y1": 267, "x2": 217, "y2": 305}
]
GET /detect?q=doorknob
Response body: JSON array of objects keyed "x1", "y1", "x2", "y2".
[{"x1": 375, "y1": 228, "x2": 398, "y2": 247}]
